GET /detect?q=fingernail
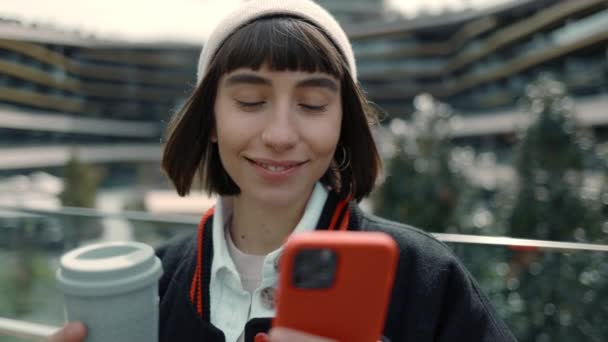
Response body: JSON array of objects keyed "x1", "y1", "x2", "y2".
[{"x1": 255, "y1": 332, "x2": 269, "y2": 342}]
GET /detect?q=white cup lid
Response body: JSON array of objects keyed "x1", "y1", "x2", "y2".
[{"x1": 56, "y1": 242, "x2": 163, "y2": 296}]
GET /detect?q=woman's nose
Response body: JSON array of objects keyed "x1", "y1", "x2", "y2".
[{"x1": 261, "y1": 103, "x2": 298, "y2": 152}]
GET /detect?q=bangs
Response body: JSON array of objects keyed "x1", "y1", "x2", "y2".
[{"x1": 210, "y1": 16, "x2": 346, "y2": 78}]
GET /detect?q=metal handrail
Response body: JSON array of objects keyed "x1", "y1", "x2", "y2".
[
  {"x1": 0, "y1": 317, "x2": 58, "y2": 341},
  {"x1": 3, "y1": 205, "x2": 608, "y2": 252},
  {"x1": 0, "y1": 205, "x2": 200, "y2": 225},
  {"x1": 434, "y1": 233, "x2": 608, "y2": 252}
]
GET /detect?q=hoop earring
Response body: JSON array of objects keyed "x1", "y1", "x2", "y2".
[{"x1": 335, "y1": 145, "x2": 351, "y2": 172}]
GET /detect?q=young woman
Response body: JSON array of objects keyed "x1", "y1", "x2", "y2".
[{"x1": 51, "y1": 1, "x2": 517, "y2": 341}]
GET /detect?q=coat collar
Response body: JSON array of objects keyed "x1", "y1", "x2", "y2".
[{"x1": 189, "y1": 186, "x2": 354, "y2": 323}]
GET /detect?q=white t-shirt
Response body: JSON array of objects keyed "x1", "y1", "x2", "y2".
[
  {"x1": 226, "y1": 229, "x2": 266, "y2": 294},
  {"x1": 226, "y1": 230, "x2": 266, "y2": 342}
]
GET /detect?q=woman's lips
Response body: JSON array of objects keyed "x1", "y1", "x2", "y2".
[{"x1": 246, "y1": 158, "x2": 307, "y2": 176}]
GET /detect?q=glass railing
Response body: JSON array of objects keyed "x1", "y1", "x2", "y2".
[
  {"x1": 442, "y1": 234, "x2": 608, "y2": 342},
  {"x1": 1, "y1": 206, "x2": 607, "y2": 341}
]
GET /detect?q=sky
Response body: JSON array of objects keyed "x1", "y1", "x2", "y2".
[{"x1": 1, "y1": 0, "x2": 512, "y2": 43}]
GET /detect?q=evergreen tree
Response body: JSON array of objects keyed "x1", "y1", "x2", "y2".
[
  {"x1": 59, "y1": 154, "x2": 102, "y2": 244},
  {"x1": 502, "y1": 74, "x2": 607, "y2": 341},
  {"x1": 373, "y1": 81, "x2": 608, "y2": 341},
  {"x1": 594, "y1": 143, "x2": 608, "y2": 244},
  {"x1": 60, "y1": 154, "x2": 100, "y2": 208},
  {"x1": 507, "y1": 75, "x2": 597, "y2": 241},
  {"x1": 374, "y1": 94, "x2": 466, "y2": 233}
]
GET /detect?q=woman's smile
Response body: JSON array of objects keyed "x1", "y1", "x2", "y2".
[
  {"x1": 246, "y1": 157, "x2": 308, "y2": 172},
  {"x1": 246, "y1": 157, "x2": 309, "y2": 181}
]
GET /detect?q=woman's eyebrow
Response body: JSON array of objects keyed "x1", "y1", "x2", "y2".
[
  {"x1": 224, "y1": 73, "x2": 337, "y2": 92},
  {"x1": 224, "y1": 73, "x2": 271, "y2": 87},
  {"x1": 296, "y1": 77, "x2": 338, "y2": 92}
]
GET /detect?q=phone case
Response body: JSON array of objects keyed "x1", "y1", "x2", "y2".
[{"x1": 274, "y1": 231, "x2": 398, "y2": 342}]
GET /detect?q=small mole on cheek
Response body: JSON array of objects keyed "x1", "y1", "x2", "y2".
[{"x1": 240, "y1": 235, "x2": 246, "y2": 240}]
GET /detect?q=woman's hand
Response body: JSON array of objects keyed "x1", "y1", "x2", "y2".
[
  {"x1": 48, "y1": 322, "x2": 86, "y2": 342},
  {"x1": 263, "y1": 327, "x2": 336, "y2": 342},
  {"x1": 261, "y1": 327, "x2": 382, "y2": 342}
]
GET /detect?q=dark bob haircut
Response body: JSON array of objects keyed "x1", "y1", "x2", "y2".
[{"x1": 162, "y1": 16, "x2": 382, "y2": 202}]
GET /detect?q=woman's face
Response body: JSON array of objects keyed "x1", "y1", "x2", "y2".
[{"x1": 213, "y1": 64, "x2": 342, "y2": 208}]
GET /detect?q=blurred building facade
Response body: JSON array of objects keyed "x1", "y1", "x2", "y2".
[
  {"x1": 1, "y1": 0, "x2": 607, "y2": 178},
  {"x1": 351, "y1": 0, "x2": 608, "y2": 155},
  {"x1": 0, "y1": 18, "x2": 198, "y2": 182},
  {"x1": 314, "y1": 0, "x2": 400, "y2": 24}
]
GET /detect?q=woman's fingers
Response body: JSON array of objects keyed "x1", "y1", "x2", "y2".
[
  {"x1": 48, "y1": 322, "x2": 86, "y2": 342},
  {"x1": 268, "y1": 327, "x2": 337, "y2": 342}
]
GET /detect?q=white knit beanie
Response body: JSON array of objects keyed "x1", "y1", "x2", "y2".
[{"x1": 196, "y1": 0, "x2": 357, "y2": 85}]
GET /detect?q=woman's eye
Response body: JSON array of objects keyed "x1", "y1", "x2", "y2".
[
  {"x1": 300, "y1": 104, "x2": 327, "y2": 112},
  {"x1": 236, "y1": 100, "x2": 265, "y2": 109}
]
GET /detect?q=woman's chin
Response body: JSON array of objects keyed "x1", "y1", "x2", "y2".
[{"x1": 240, "y1": 186, "x2": 311, "y2": 210}]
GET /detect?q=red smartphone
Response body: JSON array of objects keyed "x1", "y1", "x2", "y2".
[{"x1": 273, "y1": 231, "x2": 398, "y2": 342}]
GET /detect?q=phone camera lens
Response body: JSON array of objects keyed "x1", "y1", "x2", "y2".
[{"x1": 292, "y1": 248, "x2": 338, "y2": 289}]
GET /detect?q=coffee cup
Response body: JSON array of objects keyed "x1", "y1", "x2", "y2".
[{"x1": 56, "y1": 241, "x2": 163, "y2": 342}]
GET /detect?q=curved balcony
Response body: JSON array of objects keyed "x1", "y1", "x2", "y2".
[
  {"x1": 0, "y1": 39, "x2": 195, "y2": 86},
  {"x1": 0, "y1": 143, "x2": 161, "y2": 170},
  {"x1": 355, "y1": 0, "x2": 606, "y2": 74},
  {"x1": 0, "y1": 107, "x2": 160, "y2": 138}
]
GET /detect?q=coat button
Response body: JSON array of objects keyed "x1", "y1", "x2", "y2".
[{"x1": 260, "y1": 286, "x2": 276, "y2": 310}]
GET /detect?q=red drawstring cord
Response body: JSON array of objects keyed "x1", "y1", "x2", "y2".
[
  {"x1": 189, "y1": 206, "x2": 215, "y2": 317},
  {"x1": 329, "y1": 195, "x2": 351, "y2": 231},
  {"x1": 337, "y1": 208, "x2": 350, "y2": 231}
]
